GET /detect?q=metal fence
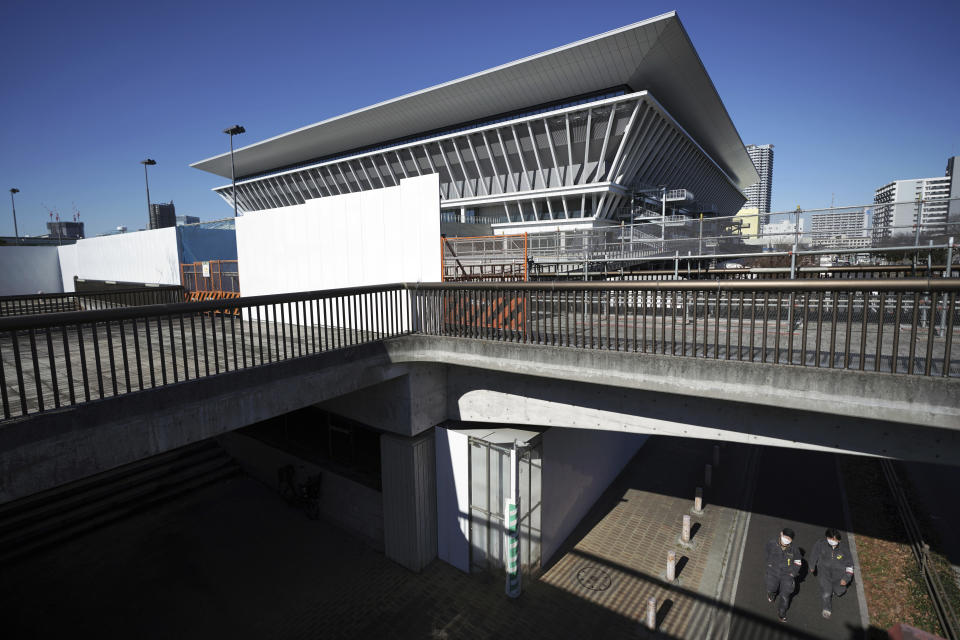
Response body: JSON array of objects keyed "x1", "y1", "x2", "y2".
[
  {"x1": 0, "y1": 286, "x2": 185, "y2": 317},
  {"x1": 411, "y1": 280, "x2": 960, "y2": 378},
  {"x1": 441, "y1": 197, "x2": 960, "y2": 281},
  {"x1": 0, "y1": 284, "x2": 409, "y2": 420},
  {"x1": 180, "y1": 260, "x2": 240, "y2": 293},
  {"x1": 533, "y1": 264, "x2": 958, "y2": 282},
  {"x1": 1, "y1": 280, "x2": 957, "y2": 423}
]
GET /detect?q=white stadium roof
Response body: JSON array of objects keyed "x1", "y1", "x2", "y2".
[{"x1": 191, "y1": 12, "x2": 759, "y2": 189}]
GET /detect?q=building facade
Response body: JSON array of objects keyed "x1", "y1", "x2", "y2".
[
  {"x1": 762, "y1": 218, "x2": 803, "y2": 247},
  {"x1": 742, "y1": 144, "x2": 774, "y2": 222},
  {"x1": 872, "y1": 156, "x2": 960, "y2": 244},
  {"x1": 176, "y1": 215, "x2": 200, "y2": 226},
  {"x1": 45, "y1": 220, "x2": 84, "y2": 240},
  {"x1": 811, "y1": 209, "x2": 870, "y2": 250},
  {"x1": 192, "y1": 13, "x2": 759, "y2": 235},
  {"x1": 149, "y1": 202, "x2": 176, "y2": 230}
]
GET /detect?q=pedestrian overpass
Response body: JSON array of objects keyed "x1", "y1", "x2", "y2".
[{"x1": 2, "y1": 278, "x2": 957, "y2": 493}]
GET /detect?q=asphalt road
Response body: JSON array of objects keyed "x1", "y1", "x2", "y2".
[{"x1": 730, "y1": 447, "x2": 865, "y2": 640}]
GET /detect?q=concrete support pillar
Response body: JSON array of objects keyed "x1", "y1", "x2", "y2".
[{"x1": 381, "y1": 430, "x2": 437, "y2": 572}]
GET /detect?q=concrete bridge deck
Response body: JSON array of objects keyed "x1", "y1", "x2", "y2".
[
  {"x1": 2, "y1": 301, "x2": 956, "y2": 420},
  {"x1": 1, "y1": 281, "x2": 958, "y2": 505}
]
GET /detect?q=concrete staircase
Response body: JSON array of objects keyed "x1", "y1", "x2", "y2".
[{"x1": 0, "y1": 440, "x2": 240, "y2": 564}]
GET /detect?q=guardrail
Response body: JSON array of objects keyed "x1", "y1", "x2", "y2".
[
  {"x1": 0, "y1": 286, "x2": 185, "y2": 317},
  {"x1": 1, "y1": 280, "x2": 957, "y2": 422},
  {"x1": 411, "y1": 280, "x2": 960, "y2": 379},
  {"x1": 530, "y1": 265, "x2": 958, "y2": 281},
  {"x1": 0, "y1": 284, "x2": 408, "y2": 421}
]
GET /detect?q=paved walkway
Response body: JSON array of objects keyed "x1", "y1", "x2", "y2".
[
  {"x1": 731, "y1": 447, "x2": 866, "y2": 640},
  {"x1": 0, "y1": 435, "x2": 794, "y2": 639}
]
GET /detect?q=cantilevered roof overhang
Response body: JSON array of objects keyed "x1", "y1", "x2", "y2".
[{"x1": 191, "y1": 11, "x2": 759, "y2": 190}]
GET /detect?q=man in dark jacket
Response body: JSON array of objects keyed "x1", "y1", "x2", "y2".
[
  {"x1": 809, "y1": 528, "x2": 855, "y2": 619},
  {"x1": 765, "y1": 527, "x2": 802, "y2": 622}
]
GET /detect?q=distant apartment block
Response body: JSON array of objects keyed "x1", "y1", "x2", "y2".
[
  {"x1": 761, "y1": 218, "x2": 802, "y2": 246},
  {"x1": 873, "y1": 156, "x2": 959, "y2": 244},
  {"x1": 45, "y1": 220, "x2": 85, "y2": 239},
  {"x1": 742, "y1": 144, "x2": 774, "y2": 223},
  {"x1": 811, "y1": 209, "x2": 870, "y2": 250},
  {"x1": 149, "y1": 201, "x2": 176, "y2": 230}
]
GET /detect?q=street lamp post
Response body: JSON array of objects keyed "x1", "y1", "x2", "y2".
[
  {"x1": 141, "y1": 159, "x2": 156, "y2": 229},
  {"x1": 223, "y1": 125, "x2": 246, "y2": 217},
  {"x1": 9, "y1": 188, "x2": 20, "y2": 245}
]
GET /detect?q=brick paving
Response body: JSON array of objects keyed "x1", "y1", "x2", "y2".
[{"x1": 0, "y1": 436, "x2": 771, "y2": 639}]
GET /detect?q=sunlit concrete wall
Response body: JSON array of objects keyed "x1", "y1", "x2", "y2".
[
  {"x1": 0, "y1": 245, "x2": 63, "y2": 296},
  {"x1": 540, "y1": 428, "x2": 647, "y2": 563},
  {"x1": 57, "y1": 244, "x2": 79, "y2": 292},
  {"x1": 435, "y1": 427, "x2": 470, "y2": 572}
]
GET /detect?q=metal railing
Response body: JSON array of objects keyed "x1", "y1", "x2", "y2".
[
  {"x1": 411, "y1": 280, "x2": 960, "y2": 379},
  {"x1": 531, "y1": 264, "x2": 958, "y2": 282},
  {"x1": 1, "y1": 280, "x2": 957, "y2": 423},
  {"x1": 0, "y1": 284, "x2": 409, "y2": 421},
  {"x1": 0, "y1": 286, "x2": 185, "y2": 317}
]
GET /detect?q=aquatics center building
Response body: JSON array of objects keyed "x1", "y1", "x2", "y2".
[{"x1": 191, "y1": 12, "x2": 758, "y2": 234}]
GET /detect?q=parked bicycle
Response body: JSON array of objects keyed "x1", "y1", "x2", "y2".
[{"x1": 277, "y1": 464, "x2": 322, "y2": 520}]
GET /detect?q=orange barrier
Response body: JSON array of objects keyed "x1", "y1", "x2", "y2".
[
  {"x1": 443, "y1": 291, "x2": 528, "y2": 333},
  {"x1": 185, "y1": 290, "x2": 241, "y2": 315}
]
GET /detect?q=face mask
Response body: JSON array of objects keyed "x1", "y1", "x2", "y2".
[
  {"x1": 827, "y1": 539, "x2": 839, "y2": 547},
  {"x1": 780, "y1": 536, "x2": 792, "y2": 546}
]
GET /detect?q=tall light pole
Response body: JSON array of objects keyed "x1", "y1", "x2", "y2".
[
  {"x1": 9, "y1": 188, "x2": 20, "y2": 245},
  {"x1": 141, "y1": 159, "x2": 156, "y2": 229},
  {"x1": 223, "y1": 125, "x2": 245, "y2": 217}
]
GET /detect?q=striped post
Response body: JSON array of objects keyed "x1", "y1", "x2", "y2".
[
  {"x1": 505, "y1": 498, "x2": 521, "y2": 597},
  {"x1": 505, "y1": 442, "x2": 521, "y2": 598}
]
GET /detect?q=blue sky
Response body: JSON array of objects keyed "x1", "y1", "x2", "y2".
[{"x1": 1, "y1": 0, "x2": 957, "y2": 237}]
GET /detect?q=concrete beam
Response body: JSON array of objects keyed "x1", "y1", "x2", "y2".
[
  {"x1": 385, "y1": 335, "x2": 960, "y2": 431},
  {"x1": 0, "y1": 342, "x2": 404, "y2": 504},
  {"x1": 3, "y1": 333, "x2": 958, "y2": 505},
  {"x1": 444, "y1": 366, "x2": 960, "y2": 464}
]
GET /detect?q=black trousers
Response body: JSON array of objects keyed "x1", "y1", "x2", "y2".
[
  {"x1": 765, "y1": 573, "x2": 796, "y2": 616},
  {"x1": 818, "y1": 574, "x2": 849, "y2": 612}
]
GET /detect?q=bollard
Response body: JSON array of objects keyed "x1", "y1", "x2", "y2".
[
  {"x1": 705, "y1": 463, "x2": 712, "y2": 488},
  {"x1": 712, "y1": 444, "x2": 720, "y2": 469},
  {"x1": 694, "y1": 487, "x2": 703, "y2": 514},
  {"x1": 682, "y1": 514, "x2": 691, "y2": 543},
  {"x1": 646, "y1": 596, "x2": 657, "y2": 630},
  {"x1": 667, "y1": 550, "x2": 677, "y2": 582}
]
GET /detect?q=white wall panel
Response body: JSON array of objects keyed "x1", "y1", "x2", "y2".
[
  {"x1": 236, "y1": 174, "x2": 440, "y2": 329},
  {"x1": 72, "y1": 228, "x2": 180, "y2": 285},
  {"x1": 0, "y1": 246, "x2": 63, "y2": 296}
]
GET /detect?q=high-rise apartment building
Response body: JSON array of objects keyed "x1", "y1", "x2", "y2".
[
  {"x1": 872, "y1": 156, "x2": 959, "y2": 244},
  {"x1": 811, "y1": 208, "x2": 869, "y2": 250},
  {"x1": 149, "y1": 201, "x2": 176, "y2": 230},
  {"x1": 743, "y1": 144, "x2": 774, "y2": 221},
  {"x1": 45, "y1": 220, "x2": 85, "y2": 239}
]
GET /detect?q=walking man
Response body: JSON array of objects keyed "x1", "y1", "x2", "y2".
[
  {"x1": 765, "y1": 527, "x2": 802, "y2": 622},
  {"x1": 809, "y1": 528, "x2": 855, "y2": 619}
]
